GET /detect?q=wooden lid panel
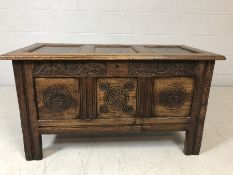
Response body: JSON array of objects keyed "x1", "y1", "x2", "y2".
[
  {"x1": 27, "y1": 44, "x2": 196, "y2": 54},
  {"x1": 30, "y1": 45, "x2": 83, "y2": 54},
  {"x1": 0, "y1": 43, "x2": 226, "y2": 60},
  {"x1": 144, "y1": 46, "x2": 196, "y2": 54},
  {"x1": 94, "y1": 45, "x2": 138, "y2": 54}
]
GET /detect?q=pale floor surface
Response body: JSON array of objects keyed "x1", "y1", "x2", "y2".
[{"x1": 0, "y1": 86, "x2": 233, "y2": 175}]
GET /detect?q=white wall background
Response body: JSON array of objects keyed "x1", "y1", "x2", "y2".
[{"x1": 0, "y1": 0, "x2": 232, "y2": 86}]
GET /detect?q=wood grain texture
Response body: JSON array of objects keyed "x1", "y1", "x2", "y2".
[
  {"x1": 153, "y1": 77, "x2": 195, "y2": 117},
  {"x1": 35, "y1": 78, "x2": 80, "y2": 120},
  {"x1": 97, "y1": 78, "x2": 137, "y2": 118},
  {"x1": 0, "y1": 43, "x2": 226, "y2": 60}
]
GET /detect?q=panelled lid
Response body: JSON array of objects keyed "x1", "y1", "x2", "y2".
[{"x1": 0, "y1": 43, "x2": 226, "y2": 60}]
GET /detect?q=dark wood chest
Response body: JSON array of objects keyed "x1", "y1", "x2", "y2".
[{"x1": 0, "y1": 43, "x2": 225, "y2": 160}]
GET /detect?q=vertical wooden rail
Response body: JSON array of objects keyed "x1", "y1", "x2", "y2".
[
  {"x1": 192, "y1": 61, "x2": 215, "y2": 154},
  {"x1": 13, "y1": 61, "x2": 42, "y2": 160},
  {"x1": 184, "y1": 61, "x2": 215, "y2": 155},
  {"x1": 80, "y1": 77, "x2": 97, "y2": 119},
  {"x1": 137, "y1": 77, "x2": 153, "y2": 118}
]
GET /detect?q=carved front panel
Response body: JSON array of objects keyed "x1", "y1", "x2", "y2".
[
  {"x1": 153, "y1": 78, "x2": 194, "y2": 117},
  {"x1": 35, "y1": 78, "x2": 80, "y2": 120},
  {"x1": 97, "y1": 78, "x2": 137, "y2": 118}
]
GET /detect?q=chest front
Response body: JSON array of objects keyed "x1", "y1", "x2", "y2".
[{"x1": 33, "y1": 61, "x2": 197, "y2": 122}]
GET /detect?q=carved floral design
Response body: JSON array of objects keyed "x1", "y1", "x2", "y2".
[
  {"x1": 99, "y1": 82, "x2": 134, "y2": 113},
  {"x1": 43, "y1": 85, "x2": 72, "y2": 112}
]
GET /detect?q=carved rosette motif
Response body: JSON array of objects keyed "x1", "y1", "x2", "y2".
[
  {"x1": 43, "y1": 85, "x2": 72, "y2": 112},
  {"x1": 99, "y1": 82, "x2": 134, "y2": 113},
  {"x1": 159, "y1": 85, "x2": 187, "y2": 109}
]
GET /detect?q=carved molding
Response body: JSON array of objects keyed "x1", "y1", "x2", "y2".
[
  {"x1": 128, "y1": 62, "x2": 195, "y2": 76},
  {"x1": 98, "y1": 82, "x2": 134, "y2": 114},
  {"x1": 159, "y1": 85, "x2": 187, "y2": 109},
  {"x1": 35, "y1": 61, "x2": 196, "y2": 77},
  {"x1": 43, "y1": 85, "x2": 72, "y2": 112},
  {"x1": 34, "y1": 62, "x2": 107, "y2": 76}
]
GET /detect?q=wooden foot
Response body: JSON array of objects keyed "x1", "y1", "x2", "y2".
[
  {"x1": 184, "y1": 130, "x2": 195, "y2": 155},
  {"x1": 183, "y1": 128, "x2": 201, "y2": 155},
  {"x1": 23, "y1": 133, "x2": 43, "y2": 161},
  {"x1": 183, "y1": 119, "x2": 205, "y2": 155}
]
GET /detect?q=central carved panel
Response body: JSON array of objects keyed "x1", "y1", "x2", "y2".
[
  {"x1": 99, "y1": 82, "x2": 134, "y2": 113},
  {"x1": 97, "y1": 78, "x2": 137, "y2": 118}
]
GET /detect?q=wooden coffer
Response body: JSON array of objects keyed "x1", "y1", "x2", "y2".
[{"x1": 1, "y1": 44, "x2": 225, "y2": 160}]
